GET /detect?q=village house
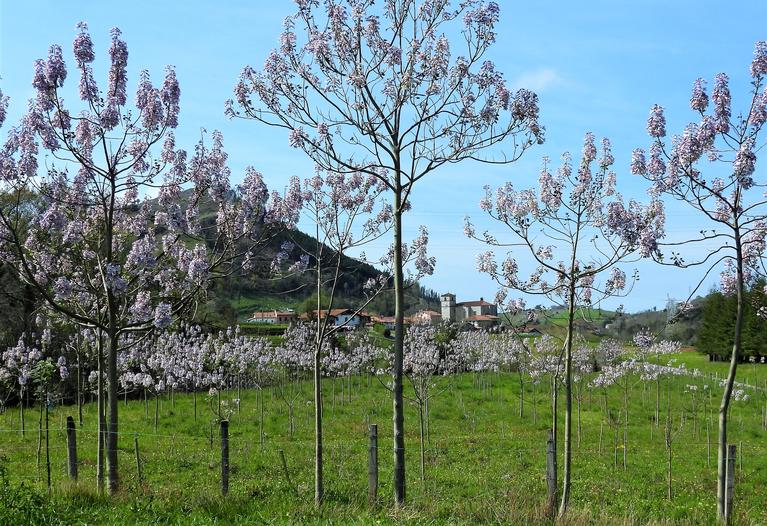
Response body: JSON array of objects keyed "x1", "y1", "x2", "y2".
[
  {"x1": 411, "y1": 309, "x2": 442, "y2": 326},
  {"x1": 248, "y1": 310, "x2": 297, "y2": 324},
  {"x1": 371, "y1": 315, "x2": 396, "y2": 330},
  {"x1": 300, "y1": 309, "x2": 371, "y2": 330}
]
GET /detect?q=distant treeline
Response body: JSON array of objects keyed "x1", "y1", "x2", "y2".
[{"x1": 697, "y1": 279, "x2": 767, "y2": 362}]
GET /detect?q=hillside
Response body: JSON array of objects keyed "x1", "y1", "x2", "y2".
[
  {"x1": 197, "y1": 225, "x2": 441, "y2": 326},
  {"x1": 187, "y1": 190, "x2": 439, "y2": 325},
  {"x1": 504, "y1": 299, "x2": 706, "y2": 346}
]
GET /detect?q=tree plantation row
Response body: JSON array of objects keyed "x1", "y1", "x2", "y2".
[{"x1": 1, "y1": 336, "x2": 766, "y2": 524}]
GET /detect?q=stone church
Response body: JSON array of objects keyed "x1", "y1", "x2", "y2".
[{"x1": 440, "y1": 293, "x2": 500, "y2": 328}]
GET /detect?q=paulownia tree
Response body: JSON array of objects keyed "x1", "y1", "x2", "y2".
[
  {"x1": 467, "y1": 134, "x2": 664, "y2": 516},
  {"x1": 0, "y1": 24, "x2": 295, "y2": 493},
  {"x1": 229, "y1": 0, "x2": 543, "y2": 504},
  {"x1": 279, "y1": 168, "x2": 392, "y2": 504},
  {"x1": 631, "y1": 40, "x2": 767, "y2": 522}
]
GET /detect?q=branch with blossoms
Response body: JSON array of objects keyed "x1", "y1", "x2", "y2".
[
  {"x1": 631, "y1": 41, "x2": 767, "y2": 292},
  {"x1": 276, "y1": 168, "x2": 394, "y2": 339}
]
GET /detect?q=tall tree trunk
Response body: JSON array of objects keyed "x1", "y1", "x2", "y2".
[
  {"x1": 37, "y1": 399, "x2": 43, "y2": 470},
  {"x1": 106, "y1": 327, "x2": 119, "y2": 494},
  {"x1": 717, "y1": 237, "x2": 744, "y2": 522},
  {"x1": 313, "y1": 220, "x2": 325, "y2": 506},
  {"x1": 45, "y1": 398, "x2": 50, "y2": 490},
  {"x1": 314, "y1": 348, "x2": 323, "y2": 505},
  {"x1": 558, "y1": 279, "x2": 576, "y2": 517},
  {"x1": 392, "y1": 188, "x2": 406, "y2": 507},
  {"x1": 96, "y1": 333, "x2": 105, "y2": 493},
  {"x1": 77, "y1": 348, "x2": 83, "y2": 427},
  {"x1": 418, "y1": 402, "x2": 425, "y2": 481},
  {"x1": 19, "y1": 387, "x2": 24, "y2": 437},
  {"x1": 550, "y1": 374, "x2": 558, "y2": 515}
]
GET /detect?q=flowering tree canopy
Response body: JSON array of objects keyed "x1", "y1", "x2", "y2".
[
  {"x1": 468, "y1": 133, "x2": 665, "y2": 316},
  {"x1": 632, "y1": 42, "x2": 767, "y2": 291},
  {"x1": 229, "y1": 0, "x2": 543, "y2": 186}
]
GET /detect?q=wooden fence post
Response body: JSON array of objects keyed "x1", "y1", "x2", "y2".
[
  {"x1": 221, "y1": 420, "x2": 229, "y2": 496},
  {"x1": 368, "y1": 424, "x2": 378, "y2": 504},
  {"x1": 546, "y1": 429, "x2": 557, "y2": 515},
  {"x1": 134, "y1": 432, "x2": 142, "y2": 485},
  {"x1": 66, "y1": 416, "x2": 77, "y2": 481},
  {"x1": 725, "y1": 443, "x2": 736, "y2": 524},
  {"x1": 738, "y1": 441, "x2": 743, "y2": 474}
]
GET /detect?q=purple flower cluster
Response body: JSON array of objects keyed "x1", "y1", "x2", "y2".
[{"x1": 646, "y1": 104, "x2": 666, "y2": 138}]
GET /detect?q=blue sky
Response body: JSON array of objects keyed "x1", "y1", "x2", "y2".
[{"x1": 1, "y1": 0, "x2": 765, "y2": 312}]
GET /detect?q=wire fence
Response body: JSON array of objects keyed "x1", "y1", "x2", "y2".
[{"x1": 2, "y1": 418, "x2": 765, "y2": 500}]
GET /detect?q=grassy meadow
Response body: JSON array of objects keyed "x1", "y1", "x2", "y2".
[{"x1": 1, "y1": 351, "x2": 766, "y2": 525}]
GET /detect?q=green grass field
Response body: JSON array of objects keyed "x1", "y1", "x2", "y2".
[{"x1": 1, "y1": 351, "x2": 766, "y2": 525}]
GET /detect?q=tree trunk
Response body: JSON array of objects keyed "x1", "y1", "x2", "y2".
[
  {"x1": 20, "y1": 387, "x2": 25, "y2": 437},
  {"x1": 106, "y1": 327, "x2": 119, "y2": 494},
  {"x1": 96, "y1": 333, "x2": 105, "y2": 493},
  {"x1": 623, "y1": 387, "x2": 629, "y2": 470},
  {"x1": 314, "y1": 227, "x2": 324, "y2": 506},
  {"x1": 154, "y1": 393, "x2": 159, "y2": 433},
  {"x1": 37, "y1": 400, "x2": 43, "y2": 471},
  {"x1": 259, "y1": 388, "x2": 265, "y2": 446},
  {"x1": 717, "y1": 239, "x2": 744, "y2": 522},
  {"x1": 392, "y1": 192, "x2": 406, "y2": 507},
  {"x1": 550, "y1": 375, "x2": 558, "y2": 508},
  {"x1": 558, "y1": 281, "x2": 576, "y2": 517},
  {"x1": 418, "y1": 403, "x2": 426, "y2": 481},
  {"x1": 577, "y1": 395, "x2": 582, "y2": 448},
  {"x1": 45, "y1": 399, "x2": 50, "y2": 490},
  {"x1": 77, "y1": 348, "x2": 83, "y2": 427},
  {"x1": 314, "y1": 348, "x2": 323, "y2": 505}
]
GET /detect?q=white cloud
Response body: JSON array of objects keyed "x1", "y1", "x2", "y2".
[{"x1": 511, "y1": 68, "x2": 562, "y2": 92}]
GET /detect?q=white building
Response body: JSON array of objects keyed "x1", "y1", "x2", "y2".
[
  {"x1": 300, "y1": 309, "x2": 371, "y2": 330},
  {"x1": 248, "y1": 310, "x2": 297, "y2": 324}
]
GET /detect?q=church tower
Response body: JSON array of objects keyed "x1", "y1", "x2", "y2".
[{"x1": 440, "y1": 293, "x2": 456, "y2": 322}]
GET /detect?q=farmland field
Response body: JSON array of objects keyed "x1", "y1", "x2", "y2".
[{"x1": 1, "y1": 351, "x2": 766, "y2": 526}]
